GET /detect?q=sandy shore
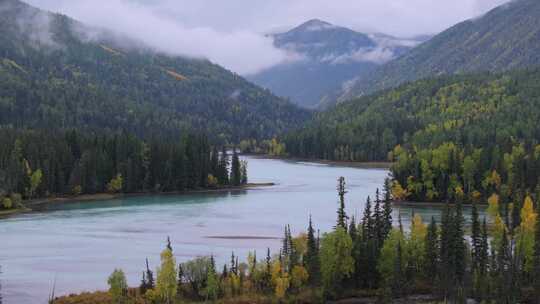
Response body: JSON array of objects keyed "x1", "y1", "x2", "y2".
[
  {"x1": 245, "y1": 154, "x2": 392, "y2": 169},
  {"x1": 1, "y1": 183, "x2": 275, "y2": 219}
]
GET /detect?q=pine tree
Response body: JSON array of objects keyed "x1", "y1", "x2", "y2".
[
  {"x1": 231, "y1": 252, "x2": 237, "y2": 275},
  {"x1": 362, "y1": 196, "x2": 373, "y2": 239},
  {"x1": 210, "y1": 146, "x2": 219, "y2": 177},
  {"x1": 230, "y1": 148, "x2": 241, "y2": 186},
  {"x1": 471, "y1": 201, "x2": 482, "y2": 273},
  {"x1": 140, "y1": 271, "x2": 148, "y2": 295},
  {"x1": 479, "y1": 218, "x2": 489, "y2": 276},
  {"x1": 425, "y1": 216, "x2": 439, "y2": 280},
  {"x1": 392, "y1": 241, "x2": 404, "y2": 298},
  {"x1": 374, "y1": 188, "x2": 384, "y2": 250},
  {"x1": 348, "y1": 215, "x2": 357, "y2": 241},
  {"x1": 336, "y1": 176, "x2": 348, "y2": 229},
  {"x1": 382, "y1": 178, "x2": 393, "y2": 241},
  {"x1": 453, "y1": 201, "x2": 466, "y2": 283},
  {"x1": 146, "y1": 258, "x2": 155, "y2": 289},
  {"x1": 305, "y1": 216, "x2": 321, "y2": 285},
  {"x1": 166, "y1": 236, "x2": 172, "y2": 251},
  {"x1": 218, "y1": 146, "x2": 229, "y2": 185}
]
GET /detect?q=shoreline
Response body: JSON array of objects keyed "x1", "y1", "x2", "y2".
[
  {"x1": 243, "y1": 153, "x2": 392, "y2": 169},
  {"x1": 1, "y1": 183, "x2": 275, "y2": 219}
]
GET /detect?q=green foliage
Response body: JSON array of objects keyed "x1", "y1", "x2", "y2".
[
  {"x1": 154, "y1": 248, "x2": 177, "y2": 304},
  {"x1": 319, "y1": 227, "x2": 354, "y2": 297},
  {"x1": 0, "y1": 128, "x2": 233, "y2": 200},
  {"x1": 107, "y1": 174, "x2": 123, "y2": 193},
  {"x1": 286, "y1": 69, "x2": 540, "y2": 203},
  {"x1": 107, "y1": 269, "x2": 127, "y2": 304},
  {"x1": 0, "y1": 1, "x2": 310, "y2": 143}
]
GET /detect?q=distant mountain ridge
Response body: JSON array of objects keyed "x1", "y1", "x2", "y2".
[
  {"x1": 336, "y1": 0, "x2": 540, "y2": 102},
  {"x1": 0, "y1": 0, "x2": 310, "y2": 142},
  {"x1": 248, "y1": 19, "x2": 424, "y2": 109}
]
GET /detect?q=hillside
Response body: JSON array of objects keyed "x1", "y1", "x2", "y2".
[
  {"x1": 0, "y1": 0, "x2": 311, "y2": 142},
  {"x1": 336, "y1": 0, "x2": 540, "y2": 102},
  {"x1": 284, "y1": 68, "x2": 540, "y2": 202},
  {"x1": 248, "y1": 19, "x2": 421, "y2": 109}
]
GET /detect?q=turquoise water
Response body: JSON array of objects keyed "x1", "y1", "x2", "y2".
[{"x1": 0, "y1": 157, "x2": 479, "y2": 303}]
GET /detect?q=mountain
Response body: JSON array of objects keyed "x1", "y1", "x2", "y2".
[
  {"x1": 247, "y1": 19, "x2": 423, "y2": 109},
  {"x1": 0, "y1": 0, "x2": 311, "y2": 142},
  {"x1": 336, "y1": 0, "x2": 540, "y2": 102},
  {"x1": 283, "y1": 68, "x2": 540, "y2": 163}
]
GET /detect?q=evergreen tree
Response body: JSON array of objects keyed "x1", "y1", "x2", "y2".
[
  {"x1": 336, "y1": 176, "x2": 348, "y2": 229},
  {"x1": 305, "y1": 216, "x2": 321, "y2": 285},
  {"x1": 373, "y1": 188, "x2": 384, "y2": 250},
  {"x1": 230, "y1": 148, "x2": 241, "y2": 186},
  {"x1": 210, "y1": 146, "x2": 219, "y2": 177},
  {"x1": 166, "y1": 236, "x2": 172, "y2": 252},
  {"x1": 392, "y1": 241, "x2": 404, "y2": 298},
  {"x1": 425, "y1": 216, "x2": 439, "y2": 280},
  {"x1": 146, "y1": 258, "x2": 155, "y2": 290},
  {"x1": 217, "y1": 146, "x2": 229, "y2": 185},
  {"x1": 362, "y1": 196, "x2": 373, "y2": 239},
  {"x1": 140, "y1": 271, "x2": 148, "y2": 295},
  {"x1": 471, "y1": 201, "x2": 482, "y2": 273}
]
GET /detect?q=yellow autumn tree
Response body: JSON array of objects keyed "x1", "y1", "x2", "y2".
[
  {"x1": 290, "y1": 265, "x2": 309, "y2": 289},
  {"x1": 408, "y1": 214, "x2": 427, "y2": 275},
  {"x1": 487, "y1": 193, "x2": 500, "y2": 218},
  {"x1": 392, "y1": 180, "x2": 409, "y2": 201},
  {"x1": 517, "y1": 196, "x2": 537, "y2": 272}
]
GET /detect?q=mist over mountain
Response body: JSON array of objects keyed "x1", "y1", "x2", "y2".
[
  {"x1": 0, "y1": 0, "x2": 310, "y2": 142},
  {"x1": 247, "y1": 19, "x2": 425, "y2": 109},
  {"x1": 335, "y1": 0, "x2": 540, "y2": 102}
]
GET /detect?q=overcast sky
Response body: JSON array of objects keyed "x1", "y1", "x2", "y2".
[{"x1": 26, "y1": 0, "x2": 511, "y2": 75}]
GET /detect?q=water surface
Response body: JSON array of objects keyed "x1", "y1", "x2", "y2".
[{"x1": 0, "y1": 157, "x2": 477, "y2": 303}]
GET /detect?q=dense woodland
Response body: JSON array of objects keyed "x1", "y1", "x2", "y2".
[
  {"x1": 0, "y1": 128, "x2": 247, "y2": 209},
  {"x1": 0, "y1": 0, "x2": 310, "y2": 143},
  {"x1": 52, "y1": 177, "x2": 540, "y2": 304},
  {"x1": 284, "y1": 69, "x2": 540, "y2": 204}
]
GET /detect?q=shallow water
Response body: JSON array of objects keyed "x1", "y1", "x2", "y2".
[{"x1": 0, "y1": 157, "x2": 479, "y2": 303}]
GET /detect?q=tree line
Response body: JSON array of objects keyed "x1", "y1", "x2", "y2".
[
  {"x1": 0, "y1": 128, "x2": 247, "y2": 209},
  {"x1": 282, "y1": 69, "x2": 540, "y2": 205},
  {"x1": 55, "y1": 176, "x2": 540, "y2": 303}
]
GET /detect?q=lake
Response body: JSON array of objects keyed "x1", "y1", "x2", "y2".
[{"x1": 0, "y1": 156, "x2": 478, "y2": 303}]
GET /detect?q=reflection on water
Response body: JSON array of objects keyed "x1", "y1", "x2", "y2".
[{"x1": 0, "y1": 157, "x2": 481, "y2": 303}]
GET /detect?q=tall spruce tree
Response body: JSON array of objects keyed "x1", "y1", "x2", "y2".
[
  {"x1": 230, "y1": 148, "x2": 241, "y2": 186},
  {"x1": 305, "y1": 216, "x2": 321, "y2": 285},
  {"x1": 145, "y1": 258, "x2": 155, "y2": 290},
  {"x1": 425, "y1": 216, "x2": 439, "y2": 280},
  {"x1": 471, "y1": 201, "x2": 482, "y2": 273},
  {"x1": 217, "y1": 146, "x2": 229, "y2": 185},
  {"x1": 336, "y1": 176, "x2": 348, "y2": 229},
  {"x1": 374, "y1": 189, "x2": 384, "y2": 250}
]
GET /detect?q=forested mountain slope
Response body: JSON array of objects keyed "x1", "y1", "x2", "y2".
[
  {"x1": 336, "y1": 0, "x2": 540, "y2": 102},
  {"x1": 284, "y1": 69, "x2": 540, "y2": 202},
  {"x1": 0, "y1": 0, "x2": 310, "y2": 142}
]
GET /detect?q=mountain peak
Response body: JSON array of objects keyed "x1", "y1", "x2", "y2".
[{"x1": 294, "y1": 19, "x2": 336, "y2": 32}]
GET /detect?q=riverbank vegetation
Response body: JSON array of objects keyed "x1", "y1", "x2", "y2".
[
  {"x1": 282, "y1": 69, "x2": 540, "y2": 206},
  {"x1": 52, "y1": 177, "x2": 540, "y2": 303},
  {"x1": 0, "y1": 128, "x2": 247, "y2": 212}
]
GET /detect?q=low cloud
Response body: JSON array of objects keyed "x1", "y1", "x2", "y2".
[
  {"x1": 25, "y1": 0, "x2": 293, "y2": 75},
  {"x1": 25, "y1": 0, "x2": 511, "y2": 75}
]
